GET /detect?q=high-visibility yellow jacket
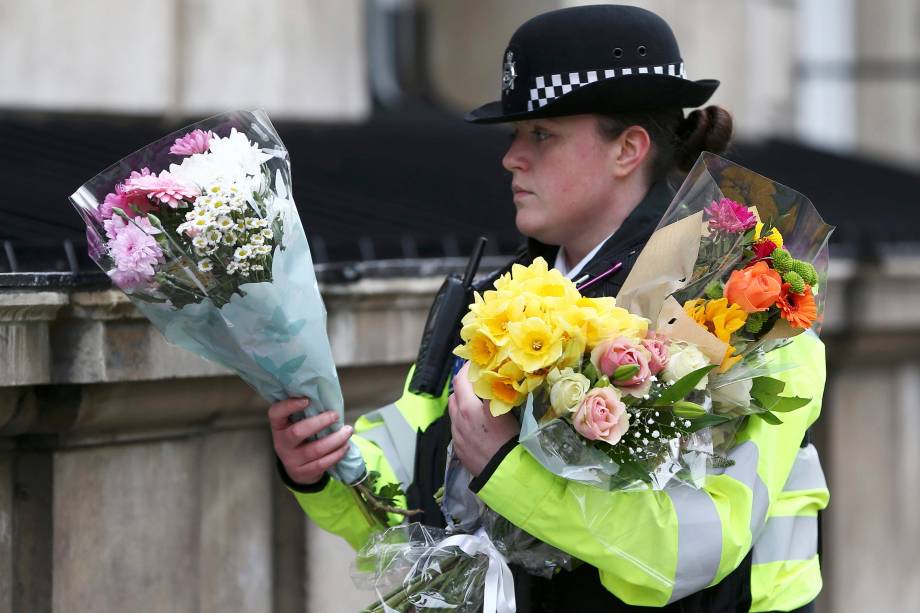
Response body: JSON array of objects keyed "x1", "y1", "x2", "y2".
[{"x1": 287, "y1": 331, "x2": 828, "y2": 611}]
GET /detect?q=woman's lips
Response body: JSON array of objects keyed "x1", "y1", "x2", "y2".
[{"x1": 512, "y1": 185, "x2": 533, "y2": 199}]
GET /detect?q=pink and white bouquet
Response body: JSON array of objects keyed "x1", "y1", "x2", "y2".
[{"x1": 71, "y1": 111, "x2": 394, "y2": 515}]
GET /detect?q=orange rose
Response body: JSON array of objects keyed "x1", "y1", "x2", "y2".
[{"x1": 724, "y1": 261, "x2": 783, "y2": 313}]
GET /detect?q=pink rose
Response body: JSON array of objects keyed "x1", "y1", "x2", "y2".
[
  {"x1": 591, "y1": 336, "x2": 651, "y2": 387},
  {"x1": 572, "y1": 387, "x2": 630, "y2": 445},
  {"x1": 641, "y1": 332, "x2": 670, "y2": 375}
]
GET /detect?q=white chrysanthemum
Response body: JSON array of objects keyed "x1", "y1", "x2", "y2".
[
  {"x1": 234, "y1": 246, "x2": 252, "y2": 261},
  {"x1": 256, "y1": 245, "x2": 272, "y2": 256},
  {"x1": 198, "y1": 259, "x2": 213, "y2": 273},
  {"x1": 206, "y1": 229, "x2": 221, "y2": 244},
  {"x1": 222, "y1": 231, "x2": 239, "y2": 246},
  {"x1": 169, "y1": 129, "x2": 273, "y2": 191},
  {"x1": 251, "y1": 264, "x2": 264, "y2": 271},
  {"x1": 249, "y1": 234, "x2": 265, "y2": 246},
  {"x1": 261, "y1": 228, "x2": 273, "y2": 240},
  {"x1": 245, "y1": 217, "x2": 260, "y2": 229},
  {"x1": 192, "y1": 236, "x2": 208, "y2": 249},
  {"x1": 216, "y1": 216, "x2": 234, "y2": 231},
  {"x1": 194, "y1": 207, "x2": 210, "y2": 218},
  {"x1": 226, "y1": 262, "x2": 239, "y2": 274}
]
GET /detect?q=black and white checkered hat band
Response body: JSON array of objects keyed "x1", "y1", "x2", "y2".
[{"x1": 527, "y1": 62, "x2": 686, "y2": 111}]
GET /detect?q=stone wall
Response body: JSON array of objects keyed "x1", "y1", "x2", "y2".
[
  {"x1": 2, "y1": 259, "x2": 920, "y2": 611},
  {"x1": 0, "y1": 276, "x2": 439, "y2": 612}
]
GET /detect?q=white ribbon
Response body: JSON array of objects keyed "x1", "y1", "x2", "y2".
[{"x1": 409, "y1": 527, "x2": 516, "y2": 613}]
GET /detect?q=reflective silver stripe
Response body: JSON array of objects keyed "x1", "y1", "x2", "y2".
[
  {"x1": 666, "y1": 485, "x2": 722, "y2": 602},
  {"x1": 712, "y1": 441, "x2": 770, "y2": 538},
  {"x1": 752, "y1": 515, "x2": 818, "y2": 564},
  {"x1": 782, "y1": 444, "x2": 827, "y2": 492},
  {"x1": 667, "y1": 440, "x2": 771, "y2": 602},
  {"x1": 359, "y1": 403, "x2": 418, "y2": 488}
]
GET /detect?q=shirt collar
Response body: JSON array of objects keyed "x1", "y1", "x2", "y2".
[{"x1": 553, "y1": 232, "x2": 615, "y2": 280}]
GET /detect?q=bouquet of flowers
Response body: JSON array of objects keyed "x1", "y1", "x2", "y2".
[
  {"x1": 617, "y1": 152, "x2": 833, "y2": 441},
  {"x1": 70, "y1": 110, "x2": 403, "y2": 522},
  {"x1": 354, "y1": 153, "x2": 833, "y2": 612}
]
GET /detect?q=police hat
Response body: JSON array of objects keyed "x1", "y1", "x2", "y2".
[{"x1": 465, "y1": 4, "x2": 719, "y2": 124}]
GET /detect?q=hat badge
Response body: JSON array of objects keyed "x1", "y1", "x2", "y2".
[{"x1": 502, "y1": 51, "x2": 517, "y2": 92}]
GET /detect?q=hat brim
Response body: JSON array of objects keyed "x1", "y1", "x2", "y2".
[{"x1": 465, "y1": 76, "x2": 720, "y2": 124}]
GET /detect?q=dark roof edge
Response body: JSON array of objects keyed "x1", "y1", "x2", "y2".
[{"x1": 0, "y1": 256, "x2": 513, "y2": 290}]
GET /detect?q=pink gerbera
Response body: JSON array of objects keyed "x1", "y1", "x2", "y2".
[
  {"x1": 705, "y1": 198, "x2": 757, "y2": 234},
  {"x1": 170, "y1": 129, "x2": 213, "y2": 156},
  {"x1": 122, "y1": 169, "x2": 199, "y2": 208}
]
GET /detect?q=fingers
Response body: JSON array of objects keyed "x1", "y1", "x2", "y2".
[
  {"x1": 267, "y1": 397, "x2": 311, "y2": 430},
  {"x1": 288, "y1": 409, "x2": 340, "y2": 442},
  {"x1": 290, "y1": 424, "x2": 354, "y2": 466},
  {"x1": 286, "y1": 442, "x2": 351, "y2": 485},
  {"x1": 451, "y1": 362, "x2": 479, "y2": 407}
]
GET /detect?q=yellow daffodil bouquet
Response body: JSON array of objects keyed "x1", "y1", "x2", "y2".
[{"x1": 453, "y1": 257, "x2": 732, "y2": 490}]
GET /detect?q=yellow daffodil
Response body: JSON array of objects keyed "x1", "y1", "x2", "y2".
[
  {"x1": 454, "y1": 325, "x2": 500, "y2": 368},
  {"x1": 472, "y1": 360, "x2": 527, "y2": 416},
  {"x1": 507, "y1": 316, "x2": 564, "y2": 373}
]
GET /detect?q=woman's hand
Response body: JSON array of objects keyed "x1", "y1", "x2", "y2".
[
  {"x1": 448, "y1": 363, "x2": 520, "y2": 477},
  {"x1": 268, "y1": 398, "x2": 353, "y2": 486}
]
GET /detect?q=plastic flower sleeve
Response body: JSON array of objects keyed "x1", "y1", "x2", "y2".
[
  {"x1": 70, "y1": 110, "x2": 365, "y2": 485},
  {"x1": 618, "y1": 152, "x2": 834, "y2": 335},
  {"x1": 519, "y1": 391, "x2": 711, "y2": 491},
  {"x1": 353, "y1": 509, "x2": 573, "y2": 613}
]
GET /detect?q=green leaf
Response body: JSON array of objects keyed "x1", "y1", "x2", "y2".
[
  {"x1": 764, "y1": 395, "x2": 811, "y2": 413},
  {"x1": 684, "y1": 413, "x2": 733, "y2": 432},
  {"x1": 654, "y1": 365, "x2": 716, "y2": 406},
  {"x1": 582, "y1": 362, "x2": 600, "y2": 384},
  {"x1": 757, "y1": 410, "x2": 784, "y2": 425},
  {"x1": 750, "y1": 376, "x2": 810, "y2": 414},
  {"x1": 613, "y1": 364, "x2": 640, "y2": 381},
  {"x1": 750, "y1": 376, "x2": 785, "y2": 398}
]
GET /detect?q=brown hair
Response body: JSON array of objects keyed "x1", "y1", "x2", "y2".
[{"x1": 595, "y1": 105, "x2": 733, "y2": 183}]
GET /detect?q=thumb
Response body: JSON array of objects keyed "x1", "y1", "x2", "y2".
[{"x1": 452, "y1": 361, "x2": 479, "y2": 405}]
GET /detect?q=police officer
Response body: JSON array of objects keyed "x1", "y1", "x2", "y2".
[{"x1": 269, "y1": 5, "x2": 828, "y2": 612}]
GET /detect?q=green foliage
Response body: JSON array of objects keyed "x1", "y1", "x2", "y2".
[
  {"x1": 653, "y1": 365, "x2": 716, "y2": 406},
  {"x1": 783, "y1": 271, "x2": 805, "y2": 294},
  {"x1": 745, "y1": 311, "x2": 768, "y2": 333},
  {"x1": 704, "y1": 280, "x2": 724, "y2": 299},
  {"x1": 791, "y1": 260, "x2": 818, "y2": 286},
  {"x1": 772, "y1": 248, "x2": 793, "y2": 272}
]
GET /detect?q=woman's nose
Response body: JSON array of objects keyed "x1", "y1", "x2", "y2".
[{"x1": 502, "y1": 136, "x2": 529, "y2": 173}]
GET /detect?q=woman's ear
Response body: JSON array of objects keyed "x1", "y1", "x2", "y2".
[{"x1": 611, "y1": 125, "x2": 652, "y2": 179}]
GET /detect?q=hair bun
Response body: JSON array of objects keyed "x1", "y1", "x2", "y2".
[{"x1": 676, "y1": 105, "x2": 733, "y2": 171}]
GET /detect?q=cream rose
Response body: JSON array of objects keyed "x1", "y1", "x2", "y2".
[
  {"x1": 546, "y1": 367, "x2": 590, "y2": 420},
  {"x1": 662, "y1": 343, "x2": 710, "y2": 390}
]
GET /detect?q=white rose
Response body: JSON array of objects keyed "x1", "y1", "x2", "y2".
[
  {"x1": 711, "y1": 378, "x2": 754, "y2": 410},
  {"x1": 546, "y1": 367, "x2": 590, "y2": 420},
  {"x1": 662, "y1": 343, "x2": 710, "y2": 390}
]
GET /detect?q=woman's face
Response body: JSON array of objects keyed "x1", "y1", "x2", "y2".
[{"x1": 502, "y1": 114, "x2": 620, "y2": 246}]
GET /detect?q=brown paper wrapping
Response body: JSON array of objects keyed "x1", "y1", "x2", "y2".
[
  {"x1": 655, "y1": 297, "x2": 727, "y2": 366},
  {"x1": 617, "y1": 211, "x2": 704, "y2": 321}
]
